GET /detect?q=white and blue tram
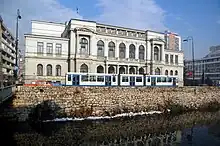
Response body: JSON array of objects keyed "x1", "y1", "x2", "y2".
[{"x1": 65, "y1": 72, "x2": 178, "y2": 87}]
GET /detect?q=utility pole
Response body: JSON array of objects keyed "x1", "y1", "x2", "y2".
[
  {"x1": 14, "y1": 9, "x2": 21, "y2": 84},
  {"x1": 0, "y1": 16, "x2": 3, "y2": 87}
]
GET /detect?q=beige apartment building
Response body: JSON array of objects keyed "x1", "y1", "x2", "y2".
[{"x1": 0, "y1": 16, "x2": 16, "y2": 87}]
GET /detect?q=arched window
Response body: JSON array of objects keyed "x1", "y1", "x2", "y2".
[
  {"x1": 129, "y1": 44, "x2": 135, "y2": 59},
  {"x1": 37, "y1": 64, "x2": 43, "y2": 76},
  {"x1": 129, "y1": 67, "x2": 135, "y2": 74},
  {"x1": 139, "y1": 45, "x2": 145, "y2": 60},
  {"x1": 119, "y1": 66, "x2": 125, "y2": 74},
  {"x1": 108, "y1": 41, "x2": 115, "y2": 58},
  {"x1": 165, "y1": 70, "x2": 168, "y2": 75},
  {"x1": 175, "y1": 70, "x2": 178, "y2": 75},
  {"x1": 139, "y1": 68, "x2": 144, "y2": 75},
  {"x1": 154, "y1": 46, "x2": 159, "y2": 61},
  {"x1": 80, "y1": 63, "x2": 88, "y2": 73},
  {"x1": 97, "y1": 40, "x2": 104, "y2": 57},
  {"x1": 97, "y1": 65, "x2": 104, "y2": 73},
  {"x1": 155, "y1": 68, "x2": 160, "y2": 75},
  {"x1": 170, "y1": 70, "x2": 173, "y2": 75},
  {"x1": 119, "y1": 43, "x2": 126, "y2": 59},
  {"x1": 80, "y1": 38, "x2": 88, "y2": 55},
  {"x1": 108, "y1": 66, "x2": 115, "y2": 74},
  {"x1": 56, "y1": 65, "x2": 61, "y2": 76},
  {"x1": 46, "y1": 64, "x2": 52, "y2": 76}
]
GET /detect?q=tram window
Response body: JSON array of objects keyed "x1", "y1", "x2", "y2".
[
  {"x1": 68, "y1": 75, "x2": 71, "y2": 81},
  {"x1": 136, "y1": 77, "x2": 142, "y2": 82},
  {"x1": 161, "y1": 77, "x2": 166, "y2": 82},
  {"x1": 157, "y1": 77, "x2": 161, "y2": 82},
  {"x1": 122, "y1": 76, "x2": 128, "y2": 82},
  {"x1": 81, "y1": 75, "x2": 89, "y2": 82},
  {"x1": 89, "y1": 75, "x2": 96, "y2": 82},
  {"x1": 168, "y1": 78, "x2": 172, "y2": 82},
  {"x1": 147, "y1": 77, "x2": 150, "y2": 82},
  {"x1": 112, "y1": 76, "x2": 116, "y2": 82},
  {"x1": 97, "y1": 76, "x2": 104, "y2": 82}
]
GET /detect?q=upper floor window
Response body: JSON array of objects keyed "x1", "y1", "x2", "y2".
[
  {"x1": 139, "y1": 45, "x2": 145, "y2": 60},
  {"x1": 154, "y1": 46, "x2": 159, "y2": 61},
  {"x1": 37, "y1": 42, "x2": 44, "y2": 54},
  {"x1": 170, "y1": 55, "x2": 174, "y2": 64},
  {"x1": 97, "y1": 40, "x2": 104, "y2": 57},
  {"x1": 165, "y1": 54, "x2": 169, "y2": 64},
  {"x1": 119, "y1": 43, "x2": 126, "y2": 59},
  {"x1": 108, "y1": 41, "x2": 115, "y2": 58},
  {"x1": 46, "y1": 43, "x2": 53, "y2": 55},
  {"x1": 80, "y1": 38, "x2": 88, "y2": 55},
  {"x1": 55, "y1": 44, "x2": 62, "y2": 56},
  {"x1": 129, "y1": 44, "x2": 135, "y2": 59},
  {"x1": 175, "y1": 55, "x2": 178, "y2": 64}
]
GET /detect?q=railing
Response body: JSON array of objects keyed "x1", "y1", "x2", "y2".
[{"x1": 0, "y1": 85, "x2": 16, "y2": 104}]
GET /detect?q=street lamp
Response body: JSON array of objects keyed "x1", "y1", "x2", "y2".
[
  {"x1": 14, "y1": 9, "x2": 21, "y2": 83},
  {"x1": 183, "y1": 36, "x2": 195, "y2": 86}
]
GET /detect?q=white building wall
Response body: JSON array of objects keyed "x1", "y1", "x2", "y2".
[{"x1": 31, "y1": 20, "x2": 65, "y2": 37}]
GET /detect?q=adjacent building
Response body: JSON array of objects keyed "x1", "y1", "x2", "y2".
[
  {"x1": 184, "y1": 45, "x2": 220, "y2": 85},
  {"x1": 24, "y1": 19, "x2": 184, "y2": 86},
  {"x1": 0, "y1": 15, "x2": 16, "y2": 87}
]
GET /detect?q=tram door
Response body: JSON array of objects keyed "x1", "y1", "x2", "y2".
[
  {"x1": 173, "y1": 78, "x2": 176, "y2": 86},
  {"x1": 105, "y1": 76, "x2": 111, "y2": 86},
  {"x1": 151, "y1": 77, "x2": 156, "y2": 86},
  {"x1": 130, "y1": 76, "x2": 135, "y2": 86},
  {"x1": 72, "y1": 75, "x2": 79, "y2": 85}
]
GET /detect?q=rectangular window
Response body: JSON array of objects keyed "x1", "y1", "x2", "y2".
[
  {"x1": 165, "y1": 54, "x2": 169, "y2": 64},
  {"x1": 46, "y1": 43, "x2": 53, "y2": 55},
  {"x1": 170, "y1": 55, "x2": 174, "y2": 64},
  {"x1": 68, "y1": 75, "x2": 71, "y2": 81},
  {"x1": 55, "y1": 43, "x2": 62, "y2": 56},
  {"x1": 147, "y1": 77, "x2": 150, "y2": 82},
  {"x1": 175, "y1": 55, "x2": 178, "y2": 64},
  {"x1": 81, "y1": 75, "x2": 89, "y2": 82},
  {"x1": 97, "y1": 76, "x2": 104, "y2": 82},
  {"x1": 122, "y1": 76, "x2": 128, "y2": 82},
  {"x1": 37, "y1": 42, "x2": 44, "y2": 54},
  {"x1": 157, "y1": 77, "x2": 161, "y2": 82},
  {"x1": 136, "y1": 77, "x2": 142, "y2": 82},
  {"x1": 89, "y1": 76, "x2": 96, "y2": 82},
  {"x1": 112, "y1": 76, "x2": 116, "y2": 82}
]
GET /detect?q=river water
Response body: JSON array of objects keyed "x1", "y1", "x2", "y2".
[{"x1": 1, "y1": 111, "x2": 220, "y2": 146}]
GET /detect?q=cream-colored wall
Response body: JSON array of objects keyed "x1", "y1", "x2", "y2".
[{"x1": 31, "y1": 21, "x2": 65, "y2": 37}]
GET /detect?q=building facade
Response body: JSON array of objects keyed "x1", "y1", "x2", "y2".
[
  {"x1": 24, "y1": 19, "x2": 184, "y2": 86},
  {"x1": 0, "y1": 16, "x2": 16, "y2": 87},
  {"x1": 184, "y1": 45, "x2": 220, "y2": 85}
]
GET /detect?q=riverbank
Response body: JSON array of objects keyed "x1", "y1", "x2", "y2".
[{"x1": 5, "y1": 86, "x2": 220, "y2": 121}]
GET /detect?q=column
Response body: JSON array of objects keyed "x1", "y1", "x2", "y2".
[
  {"x1": 116, "y1": 65, "x2": 119, "y2": 74},
  {"x1": 77, "y1": 33, "x2": 80, "y2": 54},
  {"x1": 161, "y1": 44, "x2": 165, "y2": 63},
  {"x1": 115, "y1": 41, "x2": 119, "y2": 58},
  {"x1": 144, "y1": 46, "x2": 147, "y2": 61},
  {"x1": 125, "y1": 44, "x2": 129, "y2": 59},
  {"x1": 89, "y1": 35, "x2": 92, "y2": 56},
  {"x1": 135, "y1": 45, "x2": 139, "y2": 59},
  {"x1": 104, "y1": 41, "x2": 108, "y2": 58},
  {"x1": 70, "y1": 31, "x2": 75, "y2": 56}
]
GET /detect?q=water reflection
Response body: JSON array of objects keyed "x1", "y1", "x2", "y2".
[{"x1": 8, "y1": 111, "x2": 220, "y2": 145}]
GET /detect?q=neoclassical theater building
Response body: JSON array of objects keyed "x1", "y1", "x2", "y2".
[{"x1": 24, "y1": 19, "x2": 184, "y2": 85}]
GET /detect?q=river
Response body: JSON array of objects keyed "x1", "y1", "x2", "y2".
[{"x1": 1, "y1": 111, "x2": 220, "y2": 146}]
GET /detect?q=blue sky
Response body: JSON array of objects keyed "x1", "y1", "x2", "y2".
[{"x1": 1, "y1": 0, "x2": 220, "y2": 59}]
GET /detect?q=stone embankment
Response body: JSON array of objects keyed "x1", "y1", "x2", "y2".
[{"x1": 9, "y1": 86, "x2": 220, "y2": 121}]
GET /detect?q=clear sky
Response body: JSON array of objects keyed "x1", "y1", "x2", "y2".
[{"x1": 1, "y1": 0, "x2": 220, "y2": 59}]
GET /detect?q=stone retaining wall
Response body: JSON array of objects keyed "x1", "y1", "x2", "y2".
[{"x1": 10, "y1": 86, "x2": 220, "y2": 121}]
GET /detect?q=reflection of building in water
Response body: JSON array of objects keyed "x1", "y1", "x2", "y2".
[{"x1": 89, "y1": 130, "x2": 182, "y2": 146}]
